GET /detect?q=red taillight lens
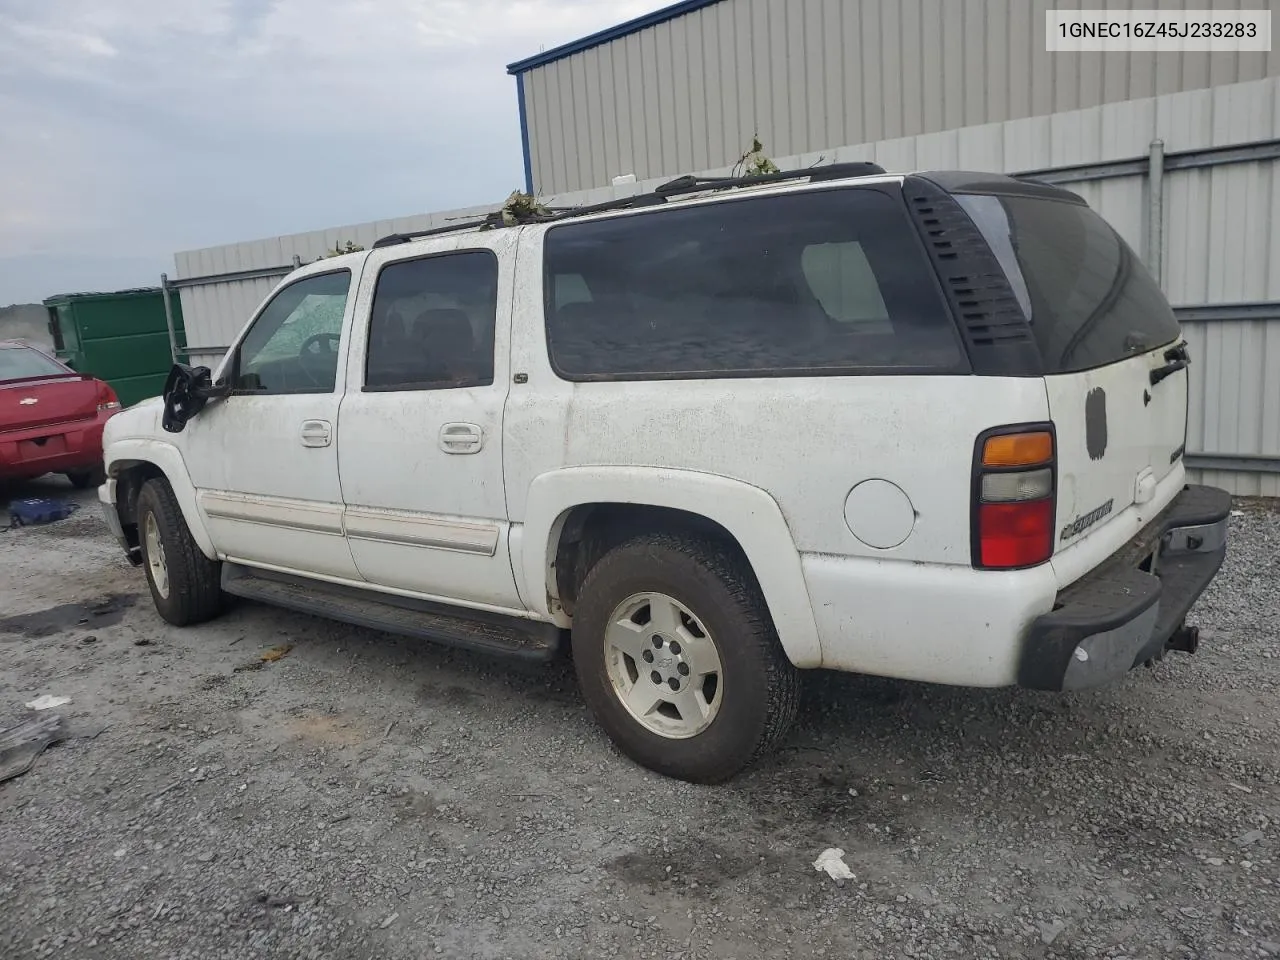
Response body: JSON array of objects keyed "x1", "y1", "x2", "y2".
[
  {"x1": 978, "y1": 500, "x2": 1054, "y2": 568},
  {"x1": 973, "y1": 424, "x2": 1056, "y2": 569},
  {"x1": 96, "y1": 381, "x2": 120, "y2": 412}
]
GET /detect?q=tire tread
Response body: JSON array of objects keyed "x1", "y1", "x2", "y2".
[
  {"x1": 573, "y1": 531, "x2": 800, "y2": 782},
  {"x1": 137, "y1": 477, "x2": 222, "y2": 626}
]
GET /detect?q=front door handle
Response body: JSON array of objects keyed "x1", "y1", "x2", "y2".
[
  {"x1": 439, "y1": 422, "x2": 483, "y2": 455},
  {"x1": 300, "y1": 419, "x2": 332, "y2": 448}
]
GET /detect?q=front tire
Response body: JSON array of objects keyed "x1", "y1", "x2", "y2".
[
  {"x1": 136, "y1": 477, "x2": 223, "y2": 626},
  {"x1": 571, "y1": 533, "x2": 800, "y2": 784}
]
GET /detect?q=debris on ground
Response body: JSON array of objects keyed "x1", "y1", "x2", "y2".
[
  {"x1": 232, "y1": 644, "x2": 294, "y2": 673},
  {"x1": 24, "y1": 694, "x2": 71, "y2": 711},
  {"x1": 812, "y1": 848, "x2": 855, "y2": 881},
  {"x1": 1039, "y1": 920, "x2": 1066, "y2": 945},
  {"x1": 8, "y1": 498, "x2": 79, "y2": 527},
  {"x1": 260, "y1": 644, "x2": 293, "y2": 663},
  {"x1": 0, "y1": 712, "x2": 67, "y2": 782}
]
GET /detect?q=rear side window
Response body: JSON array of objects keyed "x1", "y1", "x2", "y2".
[
  {"x1": 543, "y1": 188, "x2": 965, "y2": 380},
  {"x1": 957, "y1": 194, "x2": 1180, "y2": 374},
  {"x1": 365, "y1": 251, "x2": 497, "y2": 391}
]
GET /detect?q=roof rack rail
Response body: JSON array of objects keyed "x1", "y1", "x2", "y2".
[
  {"x1": 372, "y1": 215, "x2": 502, "y2": 249},
  {"x1": 371, "y1": 160, "x2": 889, "y2": 248},
  {"x1": 654, "y1": 160, "x2": 886, "y2": 197}
]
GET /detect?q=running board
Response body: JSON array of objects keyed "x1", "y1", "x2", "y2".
[{"x1": 220, "y1": 565, "x2": 562, "y2": 662}]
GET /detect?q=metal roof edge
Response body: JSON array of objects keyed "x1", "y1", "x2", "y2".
[
  {"x1": 42, "y1": 287, "x2": 163, "y2": 304},
  {"x1": 506, "y1": 0, "x2": 723, "y2": 74}
]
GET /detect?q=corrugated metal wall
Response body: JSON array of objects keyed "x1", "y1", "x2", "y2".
[
  {"x1": 519, "y1": 0, "x2": 1278, "y2": 195},
  {"x1": 173, "y1": 77, "x2": 1280, "y2": 494}
]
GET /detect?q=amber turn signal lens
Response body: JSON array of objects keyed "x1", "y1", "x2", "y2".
[{"x1": 982, "y1": 431, "x2": 1053, "y2": 468}]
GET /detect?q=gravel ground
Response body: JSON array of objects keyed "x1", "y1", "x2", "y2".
[{"x1": 1, "y1": 477, "x2": 1278, "y2": 960}]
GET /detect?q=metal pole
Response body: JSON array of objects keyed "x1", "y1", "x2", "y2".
[
  {"x1": 1148, "y1": 138, "x2": 1165, "y2": 289},
  {"x1": 160, "y1": 272, "x2": 180, "y2": 363}
]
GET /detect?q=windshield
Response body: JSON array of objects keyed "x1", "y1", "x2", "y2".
[
  {"x1": 957, "y1": 193, "x2": 1180, "y2": 373},
  {"x1": 0, "y1": 345, "x2": 69, "y2": 383}
]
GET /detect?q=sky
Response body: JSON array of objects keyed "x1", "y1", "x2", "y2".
[{"x1": 0, "y1": 0, "x2": 666, "y2": 305}]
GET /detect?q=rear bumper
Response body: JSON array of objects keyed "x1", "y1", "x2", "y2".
[
  {"x1": 0, "y1": 412, "x2": 112, "y2": 479},
  {"x1": 1018, "y1": 484, "x2": 1230, "y2": 691}
]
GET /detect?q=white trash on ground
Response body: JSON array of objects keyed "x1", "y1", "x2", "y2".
[
  {"x1": 25, "y1": 695, "x2": 71, "y2": 711},
  {"x1": 812, "y1": 848, "x2": 855, "y2": 881}
]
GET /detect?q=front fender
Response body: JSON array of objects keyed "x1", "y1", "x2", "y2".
[
  {"x1": 105, "y1": 438, "x2": 217, "y2": 560},
  {"x1": 520, "y1": 466, "x2": 822, "y2": 669}
]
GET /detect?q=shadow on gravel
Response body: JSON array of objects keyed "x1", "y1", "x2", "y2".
[{"x1": 0, "y1": 594, "x2": 138, "y2": 638}]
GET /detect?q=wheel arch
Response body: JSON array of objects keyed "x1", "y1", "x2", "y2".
[
  {"x1": 106, "y1": 439, "x2": 218, "y2": 560},
  {"x1": 520, "y1": 466, "x2": 822, "y2": 668}
]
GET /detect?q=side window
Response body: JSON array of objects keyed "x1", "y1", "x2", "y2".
[
  {"x1": 364, "y1": 250, "x2": 497, "y2": 391},
  {"x1": 543, "y1": 188, "x2": 965, "y2": 380},
  {"x1": 234, "y1": 271, "x2": 351, "y2": 394}
]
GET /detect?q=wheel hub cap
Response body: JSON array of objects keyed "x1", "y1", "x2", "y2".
[
  {"x1": 144, "y1": 514, "x2": 170, "y2": 600},
  {"x1": 603, "y1": 592, "x2": 724, "y2": 739}
]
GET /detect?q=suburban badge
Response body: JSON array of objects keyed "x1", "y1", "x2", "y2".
[{"x1": 1060, "y1": 498, "x2": 1115, "y2": 542}]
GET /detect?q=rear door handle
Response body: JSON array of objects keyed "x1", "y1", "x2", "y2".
[
  {"x1": 439, "y1": 422, "x2": 483, "y2": 454},
  {"x1": 300, "y1": 419, "x2": 332, "y2": 448}
]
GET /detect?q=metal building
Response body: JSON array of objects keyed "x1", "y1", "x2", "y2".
[{"x1": 508, "y1": 0, "x2": 1278, "y2": 196}]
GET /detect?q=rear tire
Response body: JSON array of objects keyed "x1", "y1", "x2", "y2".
[
  {"x1": 136, "y1": 477, "x2": 223, "y2": 626},
  {"x1": 67, "y1": 467, "x2": 106, "y2": 490},
  {"x1": 571, "y1": 533, "x2": 800, "y2": 784}
]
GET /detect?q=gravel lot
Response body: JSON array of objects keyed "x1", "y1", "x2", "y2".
[{"x1": 2, "y1": 477, "x2": 1278, "y2": 960}]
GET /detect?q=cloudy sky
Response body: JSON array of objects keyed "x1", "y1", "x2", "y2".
[{"x1": 0, "y1": 0, "x2": 664, "y2": 305}]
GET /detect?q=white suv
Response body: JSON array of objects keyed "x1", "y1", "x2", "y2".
[{"x1": 100, "y1": 163, "x2": 1230, "y2": 783}]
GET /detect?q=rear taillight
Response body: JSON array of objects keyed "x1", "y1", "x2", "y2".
[
  {"x1": 972, "y1": 425, "x2": 1056, "y2": 569},
  {"x1": 96, "y1": 381, "x2": 121, "y2": 412}
]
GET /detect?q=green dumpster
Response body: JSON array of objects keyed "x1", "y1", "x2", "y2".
[{"x1": 42, "y1": 287, "x2": 183, "y2": 409}]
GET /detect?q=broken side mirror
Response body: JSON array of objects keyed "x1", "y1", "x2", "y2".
[{"x1": 161, "y1": 363, "x2": 230, "y2": 433}]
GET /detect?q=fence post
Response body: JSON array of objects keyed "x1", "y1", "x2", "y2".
[
  {"x1": 160, "y1": 272, "x2": 180, "y2": 363},
  {"x1": 1148, "y1": 138, "x2": 1165, "y2": 289}
]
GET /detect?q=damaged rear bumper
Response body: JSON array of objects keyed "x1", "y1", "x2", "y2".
[{"x1": 1018, "y1": 484, "x2": 1230, "y2": 692}]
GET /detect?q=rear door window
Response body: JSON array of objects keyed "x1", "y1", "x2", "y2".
[
  {"x1": 956, "y1": 194, "x2": 1180, "y2": 374},
  {"x1": 543, "y1": 187, "x2": 965, "y2": 380},
  {"x1": 364, "y1": 250, "x2": 498, "y2": 391}
]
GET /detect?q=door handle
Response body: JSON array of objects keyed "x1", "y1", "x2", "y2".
[
  {"x1": 439, "y1": 422, "x2": 483, "y2": 455},
  {"x1": 300, "y1": 419, "x2": 332, "y2": 448}
]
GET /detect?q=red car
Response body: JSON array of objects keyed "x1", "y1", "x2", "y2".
[{"x1": 0, "y1": 340, "x2": 121, "y2": 489}]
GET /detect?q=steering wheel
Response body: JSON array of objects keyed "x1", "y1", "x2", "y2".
[
  {"x1": 296, "y1": 332, "x2": 341, "y2": 388},
  {"x1": 301, "y1": 332, "x2": 341, "y2": 356}
]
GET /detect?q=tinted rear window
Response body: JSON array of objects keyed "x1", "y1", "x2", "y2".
[
  {"x1": 543, "y1": 188, "x2": 965, "y2": 380},
  {"x1": 0, "y1": 346, "x2": 67, "y2": 382},
  {"x1": 957, "y1": 194, "x2": 1180, "y2": 374}
]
